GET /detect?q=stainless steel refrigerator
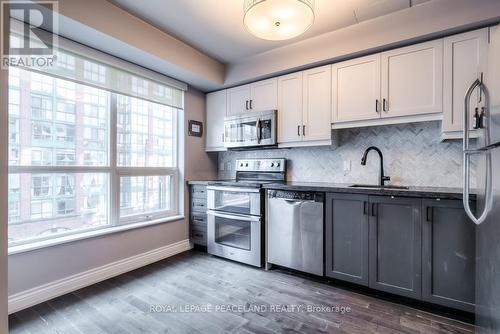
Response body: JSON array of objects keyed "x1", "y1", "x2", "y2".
[{"x1": 465, "y1": 25, "x2": 500, "y2": 333}]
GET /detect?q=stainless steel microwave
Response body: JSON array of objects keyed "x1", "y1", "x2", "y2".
[{"x1": 223, "y1": 110, "x2": 277, "y2": 149}]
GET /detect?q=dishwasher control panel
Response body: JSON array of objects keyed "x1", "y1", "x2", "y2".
[{"x1": 268, "y1": 190, "x2": 324, "y2": 202}]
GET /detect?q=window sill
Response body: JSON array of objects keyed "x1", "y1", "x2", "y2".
[{"x1": 8, "y1": 215, "x2": 185, "y2": 256}]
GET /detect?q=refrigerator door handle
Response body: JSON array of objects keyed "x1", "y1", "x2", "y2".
[
  {"x1": 463, "y1": 151, "x2": 493, "y2": 225},
  {"x1": 463, "y1": 79, "x2": 493, "y2": 225},
  {"x1": 464, "y1": 79, "x2": 489, "y2": 152}
]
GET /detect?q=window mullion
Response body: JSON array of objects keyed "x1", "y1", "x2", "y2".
[
  {"x1": 110, "y1": 94, "x2": 119, "y2": 227},
  {"x1": 116, "y1": 167, "x2": 177, "y2": 176},
  {"x1": 8, "y1": 166, "x2": 111, "y2": 174}
]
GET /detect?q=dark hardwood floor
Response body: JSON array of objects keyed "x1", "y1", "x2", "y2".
[{"x1": 9, "y1": 250, "x2": 475, "y2": 334}]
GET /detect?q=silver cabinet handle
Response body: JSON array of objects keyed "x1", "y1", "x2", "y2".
[
  {"x1": 302, "y1": 125, "x2": 306, "y2": 136},
  {"x1": 250, "y1": 99, "x2": 253, "y2": 109},
  {"x1": 297, "y1": 125, "x2": 301, "y2": 136},
  {"x1": 383, "y1": 98, "x2": 388, "y2": 112},
  {"x1": 375, "y1": 99, "x2": 380, "y2": 113},
  {"x1": 245, "y1": 100, "x2": 249, "y2": 110}
]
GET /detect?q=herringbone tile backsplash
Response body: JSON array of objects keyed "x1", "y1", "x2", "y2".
[{"x1": 218, "y1": 121, "x2": 476, "y2": 188}]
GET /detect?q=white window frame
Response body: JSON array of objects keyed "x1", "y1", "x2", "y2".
[
  {"x1": 110, "y1": 95, "x2": 180, "y2": 226},
  {"x1": 8, "y1": 73, "x2": 182, "y2": 250}
]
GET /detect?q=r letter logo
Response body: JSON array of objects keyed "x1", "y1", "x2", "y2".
[{"x1": 1, "y1": 1, "x2": 58, "y2": 69}]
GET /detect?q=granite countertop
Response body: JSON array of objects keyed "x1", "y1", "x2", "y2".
[
  {"x1": 262, "y1": 182, "x2": 467, "y2": 200},
  {"x1": 187, "y1": 180, "x2": 468, "y2": 200}
]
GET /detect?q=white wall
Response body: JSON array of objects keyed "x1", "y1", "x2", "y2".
[
  {"x1": 184, "y1": 88, "x2": 218, "y2": 182},
  {"x1": 8, "y1": 219, "x2": 187, "y2": 296}
]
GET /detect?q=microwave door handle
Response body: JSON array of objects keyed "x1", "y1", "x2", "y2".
[{"x1": 256, "y1": 118, "x2": 261, "y2": 144}]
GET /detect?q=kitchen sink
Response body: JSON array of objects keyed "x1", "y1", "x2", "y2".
[{"x1": 349, "y1": 184, "x2": 410, "y2": 190}]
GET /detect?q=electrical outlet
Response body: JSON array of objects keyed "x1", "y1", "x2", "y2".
[{"x1": 343, "y1": 160, "x2": 351, "y2": 172}]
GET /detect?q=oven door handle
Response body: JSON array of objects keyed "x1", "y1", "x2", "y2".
[
  {"x1": 207, "y1": 186, "x2": 261, "y2": 193},
  {"x1": 207, "y1": 210, "x2": 261, "y2": 222}
]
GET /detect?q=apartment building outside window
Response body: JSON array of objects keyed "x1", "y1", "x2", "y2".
[{"x1": 7, "y1": 39, "x2": 184, "y2": 247}]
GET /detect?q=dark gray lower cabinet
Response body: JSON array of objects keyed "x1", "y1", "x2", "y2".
[
  {"x1": 325, "y1": 194, "x2": 422, "y2": 298},
  {"x1": 325, "y1": 193, "x2": 369, "y2": 286},
  {"x1": 325, "y1": 192, "x2": 476, "y2": 311},
  {"x1": 368, "y1": 196, "x2": 422, "y2": 299},
  {"x1": 422, "y1": 199, "x2": 475, "y2": 312}
]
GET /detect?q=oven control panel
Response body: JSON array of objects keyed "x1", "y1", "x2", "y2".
[{"x1": 235, "y1": 158, "x2": 286, "y2": 172}]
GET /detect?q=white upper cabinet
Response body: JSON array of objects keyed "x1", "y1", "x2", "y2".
[
  {"x1": 250, "y1": 78, "x2": 278, "y2": 112},
  {"x1": 381, "y1": 39, "x2": 443, "y2": 118},
  {"x1": 226, "y1": 78, "x2": 278, "y2": 116},
  {"x1": 278, "y1": 67, "x2": 332, "y2": 147},
  {"x1": 302, "y1": 65, "x2": 332, "y2": 142},
  {"x1": 227, "y1": 84, "x2": 250, "y2": 116},
  {"x1": 278, "y1": 72, "x2": 303, "y2": 144},
  {"x1": 442, "y1": 28, "x2": 488, "y2": 139},
  {"x1": 210, "y1": 30, "x2": 484, "y2": 145},
  {"x1": 332, "y1": 54, "x2": 381, "y2": 123},
  {"x1": 205, "y1": 90, "x2": 227, "y2": 152}
]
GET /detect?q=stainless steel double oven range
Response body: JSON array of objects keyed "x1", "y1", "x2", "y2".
[{"x1": 207, "y1": 158, "x2": 286, "y2": 267}]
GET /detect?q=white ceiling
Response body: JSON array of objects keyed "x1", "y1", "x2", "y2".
[{"x1": 110, "y1": 0, "x2": 431, "y2": 64}]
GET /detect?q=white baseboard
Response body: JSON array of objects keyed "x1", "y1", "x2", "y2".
[{"x1": 8, "y1": 239, "x2": 192, "y2": 314}]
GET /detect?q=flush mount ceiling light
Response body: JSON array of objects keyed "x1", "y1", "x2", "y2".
[{"x1": 243, "y1": 0, "x2": 315, "y2": 41}]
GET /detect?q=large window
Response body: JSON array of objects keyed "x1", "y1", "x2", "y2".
[{"x1": 8, "y1": 67, "x2": 181, "y2": 247}]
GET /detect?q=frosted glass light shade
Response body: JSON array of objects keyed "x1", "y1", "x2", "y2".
[{"x1": 243, "y1": 0, "x2": 315, "y2": 41}]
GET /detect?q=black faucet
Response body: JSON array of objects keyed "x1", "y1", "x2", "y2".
[{"x1": 361, "y1": 146, "x2": 391, "y2": 187}]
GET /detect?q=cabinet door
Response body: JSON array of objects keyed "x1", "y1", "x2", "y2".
[
  {"x1": 250, "y1": 78, "x2": 278, "y2": 112},
  {"x1": 302, "y1": 65, "x2": 332, "y2": 142},
  {"x1": 325, "y1": 193, "x2": 369, "y2": 286},
  {"x1": 332, "y1": 54, "x2": 381, "y2": 123},
  {"x1": 381, "y1": 39, "x2": 443, "y2": 117},
  {"x1": 227, "y1": 84, "x2": 250, "y2": 116},
  {"x1": 205, "y1": 90, "x2": 227, "y2": 151},
  {"x1": 422, "y1": 199, "x2": 475, "y2": 312},
  {"x1": 278, "y1": 72, "x2": 303, "y2": 144},
  {"x1": 369, "y1": 196, "x2": 422, "y2": 299},
  {"x1": 443, "y1": 29, "x2": 488, "y2": 136}
]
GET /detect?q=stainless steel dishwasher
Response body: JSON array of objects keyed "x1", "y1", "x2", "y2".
[{"x1": 267, "y1": 190, "x2": 324, "y2": 276}]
